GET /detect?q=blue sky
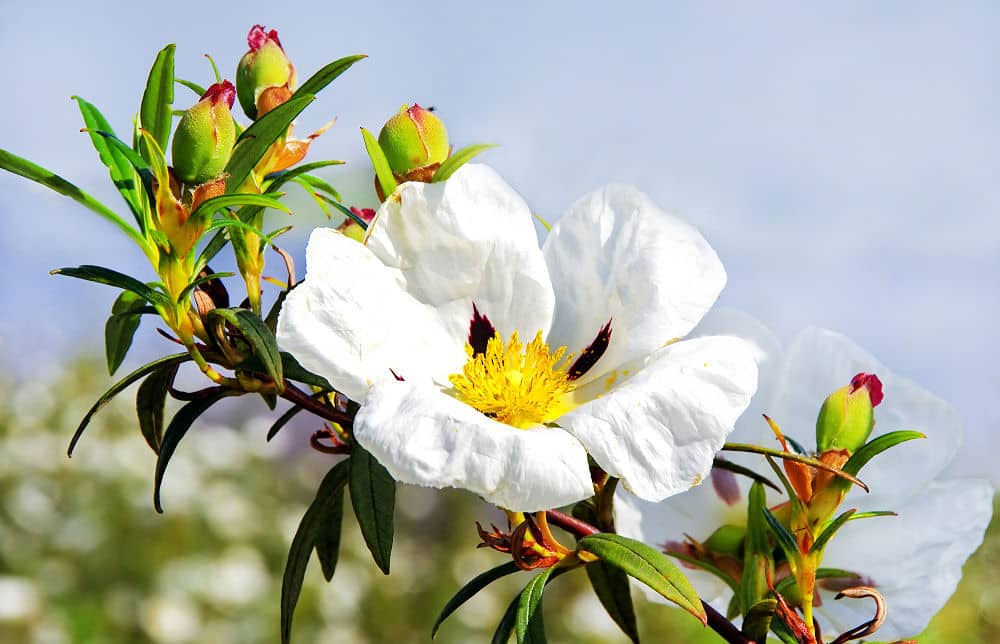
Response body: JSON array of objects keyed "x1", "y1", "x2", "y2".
[{"x1": 2, "y1": 2, "x2": 997, "y2": 481}]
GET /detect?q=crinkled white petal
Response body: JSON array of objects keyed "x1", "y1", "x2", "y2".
[
  {"x1": 276, "y1": 228, "x2": 465, "y2": 402},
  {"x1": 558, "y1": 335, "x2": 758, "y2": 501},
  {"x1": 771, "y1": 328, "x2": 962, "y2": 507},
  {"x1": 542, "y1": 184, "x2": 726, "y2": 384},
  {"x1": 366, "y1": 164, "x2": 555, "y2": 343},
  {"x1": 817, "y1": 478, "x2": 993, "y2": 640},
  {"x1": 354, "y1": 381, "x2": 594, "y2": 512}
]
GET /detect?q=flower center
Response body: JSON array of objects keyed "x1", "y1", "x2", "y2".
[{"x1": 449, "y1": 331, "x2": 574, "y2": 429}]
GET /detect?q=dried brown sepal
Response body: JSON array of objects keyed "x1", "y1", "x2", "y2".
[{"x1": 829, "y1": 586, "x2": 886, "y2": 644}]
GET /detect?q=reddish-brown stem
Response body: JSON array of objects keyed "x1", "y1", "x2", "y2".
[{"x1": 280, "y1": 381, "x2": 354, "y2": 428}]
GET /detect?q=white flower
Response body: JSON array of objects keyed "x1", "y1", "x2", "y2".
[
  {"x1": 277, "y1": 164, "x2": 758, "y2": 511},
  {"x1": 616, "y1": 314, "x2": 994, "y2": 640}
]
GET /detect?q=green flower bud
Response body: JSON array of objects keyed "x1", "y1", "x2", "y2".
[
  {"x1": 815, "y1": 372, "x2": 884, "y2": 453},
  {"x1": 336, "y1": 206, "x2": 375, "y2": 243},
  {"x1": 236, "y1": 25, "x2": 297, "y2": 120},
  {"x1": 171, "y1": 81, "x2": 237, "y2": 185},
  {"x1": 703, "y1": 524, "x2": 746, "y2": 557},
  {"x1": 378, "y1": 104, "x2": 449, "y2": 176}
]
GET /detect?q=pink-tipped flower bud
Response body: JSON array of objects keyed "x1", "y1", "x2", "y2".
[
  {"x1": 815, "y1": 372, "x2": 884, "y2": 453},
  {"x1": 377, "y1": 104, "x2": 449, "y2": 176},
  {"x1": 171, "y1": 81, "x2": 237, "y2": 185},
  {"x1": 236, "y1": 25, "x2": 297, "y2": 120},
  {"x1": 337, "y1": 206, "x2": 376, "y2": 243}
]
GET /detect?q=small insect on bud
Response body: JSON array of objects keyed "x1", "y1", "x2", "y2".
[
  {"x1": 377, "y1": 104, "x2": 449, "y2": 176},
  {"x1": 171, "y1": 81, "x2": 237, "y2": 185},
  {"x1": 815, "y1": 372, "x2": 884, "y2": 454},
  {"x1": 236, "y1": 24, "x2": 297, "y2": 120}
]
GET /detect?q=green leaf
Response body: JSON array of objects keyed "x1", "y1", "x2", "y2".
[
  {"x1": 138, "y1": 44, "x2": 176, "y2": 161},
  {"x1": 67, "y1": 353, "x2": 191, "y2": 456},
  {"x1": 190, "y1": 193, "x2": 291, "y2": 223},
  {"x1": 281, "y1": 459, "x2": 350, "y2": 644},
  {"x1": 281, "y1": 352, "x2": 334, "y2": 390},
  {"x1": 153, "y1": 388, "x2": 233, "y2": 512},
  {"x1": 433, "y1": 144, "x2": 498, "y2": 182},
  {"x1": 585, "y1": 560, "x2": 639, "y2": 643},
  {"x1": 666, "y1": 551, "x2": 740, "y2": 594},
  {"x1": 361, "y1": 127, "x2": 397, "y2": 197},
  {"x1": 296, "y1": 54, "x2": 367, "y2": 97},
  {"x1": 195, "y1": 229, "x2": 231, "y2": 271},
  {"x1": 267, "y1": 402, "x2": 306, "y2": 442},
  {"x1": 516, "y1": 568, "x2": 554, "y2": 644},
  {"x1": 810, "y1": 508, "x2": 857, "y2": 554},
  {"x1": 842, "y1": 430, "x2": 926, "y2": 478},
  {"x1": 72, "y1": 96, "x2": 144, "y2": 226},
  {"x1": 91, "y1": 130, "x2": 156, "y2": 206},
  {"x1": 225, "y1": 95, "x2": 315, "y2": 192},
  {"x1": 136, "y1": 363, "x2": 177, "y2": 453},
  {"x1": 432, "y1": 562, "x2": 521, "y2": 638},
  {"x1": 742, "y1": 598, "x2": 777, "y2": 641},
  {"x1": 723, "y1": 442, "x2": 868, "y2": 492},
  {"x1": 492, "y1": 593, "x2": 520, "y2": 644},
  {"x1": 104, "y1": 291, "x2": 146, "y2": 375},
  {"x1": 207, "y1": 308, "x2": 284, "y2": 388},
  {"x1": 349, "y1": 444, "x2": 396, "y2": 574},
  {"x1": 0, "y1": 149, "x2": 148, "y2": 251},
  {"x1": 577, "y1": 533, "x2": 706, "y2": 623},
  {"x1": 175, "y1": 78, "x2": 206, "y2": 97},
  {"x1": 712, "y1": 457, "x2": 780, "y2": 493},
  {"x1": 740, "y1": 481, "x2": 771, "y2": 614},
  {"x1": 850, "y1": 510, "x2": 897, "y2": 521},
  {"x1": 175, "y1": 272, "x2": 235, "y2": 305},
  {"x1": 51, "y1": 265, "x2": 169, "y2": 307},
  {"x1": 761, "y1": 507, "x2": 798, "y2": 560},
  {"x1": 262, "y1": 159, "x2": 345, "y2": 191},
  {"x1": 294, "y1": 173, "x2": 342, "y2": 202}
]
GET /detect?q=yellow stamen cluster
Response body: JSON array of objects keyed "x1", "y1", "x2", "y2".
[{"x1": 450, "y1": 331, "x2": 574, "y2": 429}]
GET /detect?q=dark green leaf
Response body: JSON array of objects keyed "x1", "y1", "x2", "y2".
[
  {"x1": 842, "y1": 430, "x2": 926, "y2": 478},
  {"x1": 361, "y1": 127, "x2": 397, "y2": 197},
  {"x1": 175, "y1": 272, "x2": 235, "y2": 305},
  {"x1": 90, "y1": 131, "x2": 156, "y2": 206},
  {"x1": 296, "y1": 54, "x2": 367, "y2": 97},
  {"x1": 432, "y1": 562, "x2": 521, "y2": 638},
  {"x1": 190, "y1": 193, "x2": 291, "y2": 222},
  {"x1": 267, "y1": 402, "x2": 305, "y2": 442},
  {"x1": 516, "y1": 568, "x2": 554, "y2": 644},
  {"x1": 761, "y1": 507, "x2": 798, "y2": 559},
  {"x1": 153, "y1": 388, "x2": 233, "y2": 512},
  {"x1": 810, "y1": 509, "x2": 857, "y2": 554},
  {"x1": 138, "y1": 44, "x2": 176, "y2": 160},
  {"x1": 712, "y1": 457, "x2": 780, "y2": 493},
  {"x1": 207, "y1": 308, "x2": 284, "y2": 388},
  {"x1": 104, "y1": 291, "x2": 146, "y2": 375},
  {"x1": 740, "y1": 482, "x2": 771, "y2": 614},
  {"x1": 281, "y1": 352, "x2": 334, "y2": 390},
  {"x1": 67, "y1": 353, "x2": 191, "y2": 456},
  {"x1": 0, "y1": 149, "x2": 147, "y2": 249},
  {"x1": 585, "y1": 559, "x2": 639, "y2": 643},
  {"x1": 349, "y1": 444, "x2": 396, "y2": 574},
  {"x1": 265, "y1": 290, "x2": 287, "y2": 334},
  {"x1": 51, "y1": 264, "x2": 169, "y2": 307},
  {"x1": 281, "y1": 460, "x2": 350, "y2": 644},
  {"x1": 226, "y1": 95, "x2": 315, "y2": 192},
  {"x1": 577, "y1": 533, "x2": 706, "y2": 623},
  {"x1": 666, "y1": 551, "x2": 740, "y2": 594},
  {"x1": 263, "y1": 159, "x2": 345, "y2": 191},
  {"x1": 136, "y1": 363, "x2": 177, "y2": 453},
  {"x1": 742, "y1": 598, "x2": 777, "y2": 641},
  {"x1": 492, "y1": 593, "x2": 520, "y2": 644},
  {"x1": 433, "y1": 144, "x2": 498, "y2": 182},
  {"x1": 73, "y1": 96, "x2": 144, "y2": 225},
  {"x1": 176, "y1": 78, "x2": 206, "y2": 97}
]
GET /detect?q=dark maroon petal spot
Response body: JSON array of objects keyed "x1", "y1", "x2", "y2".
[
  {"x1": 711, "y1": 458, "x2": 741, "y2": 506},
  {"x1": 468, "y1": 303, "x2": 497, "y2": 357},
  {"x1": 567, "y1": 320, "x2": 612, "y2": 381},
  {"x1": 389, "y1": 369, "x2": 404, "y2": 381},
  {"x1": 850, "y1": 372, "x2": 884, "y2": 406}
]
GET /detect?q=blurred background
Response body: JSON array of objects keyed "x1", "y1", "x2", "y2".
[{"x1": 1, "y1": 1, "x2": 997, "y2": 642}]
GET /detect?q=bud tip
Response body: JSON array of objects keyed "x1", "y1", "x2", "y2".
[
  {"x1": 201, "y1": 81, "x2": 236, "y2": 109},
  {"x1": 850, "y1": 372, "x2": 883, "y2": 406}
]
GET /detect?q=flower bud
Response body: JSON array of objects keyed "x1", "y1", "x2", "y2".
[
  {"x1": 815, "y1": 372, "x2": 884, "y2": 453},
  {"x1": 377, "y1": 104, "x2": 449, "y2": 176},
  {"x1": 236, "y1": 25, "x2": 297, "y2": 120},
  {"x1": 337, "y1": 206, "x2": 376, "y2": 243},
  {"x1": 703, "y1": 524, "x2": 746, "y2": 557},
  {"x1": 171, "y1": 81, "x2": 237, "y2": 185}
]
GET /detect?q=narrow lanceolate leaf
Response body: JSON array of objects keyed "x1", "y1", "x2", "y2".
[
  {"x1": 361, "y1": 127, "x2": 397, "y2": 197},
  {"x1": 267, "y1": 402, "x2": 306, "y2": 442},
  {"x1": 281, "y1": 352, "x2": 334, "y2": 391},
  {"x1": 0, "y1": 149, "x2": 147, "y2": 250},
  {"x1": 263, "y1": 159, "x2": 345, "y2": 191},
  {"x1": 138, "y1": 44, "x2": 176, "y2": 160},
  {"x1": 153, "y1": 388, "x2": 233, "y2": 512},
  {"x1": 810, "y1": 509, "x2": 856, "y2": 554},
  {"x1": 189, "y1": 193, "x2": 291, "y2": 223},
  {"x1": 577, "y1": 533, "x2": 706, "y2": 624},
  {"x1": 52, "y1": 264, "x2": 170, "y2": 307},
  {"x1": 432, "y1": 562, "x2": 522, "y2": 638},
  {"x1": 73, "y1": 96, "x2": 144, "y2": 225},
  {"x1": 492, "y1": 593, "x2": 520, "y2": 644},
  {"x1": 740, "y1": 481, "x2": 772, "y2": 614},
  {"x1": 296, "y1": 54, "x2": 367, "y2": 97},
  {"x1": 712, "y1": 457, "x2": 780, "y2": 492},
  {"x1": 433, "y1": 143, "x2": 498, "y2": 182},
  {"x1": 175, "y1": 78, "x2": 206, "y2": 97},
  {"x1": 741, "y1": 598, "x2": 777, "y2": 642},
  {"x1": 762, "y1": 507, "x2": 798, "y2": 559},
  {"x1": 723, "y1": 442, "x2": 868, "y2": 492},
  {"x1": 104, "y1": 291, "x2": 147, "y2": 375},
  {"x1": 67, "y1": 353, "x2": 191, "y2": 456},
  {"x1": 349, "y1": 444, "x2": 396, "y2": 574},
  {"x1": 516, "y1": 568, "x2": 554, "y2": 644},
  {"x1": 281, "y1": 459, "x2": 350, "y2": 644},
  {"x1": 226, "y1": 95, "x2": 315, "y2": 192},
  {"x1": 842, "y1": 430, "x2": 926, "y2": 478},
  {"x1": 175, "y1": 272, "x2": 235, "y2": 305},
  {"x1": 135, "y1": 362, "x2": 177, "y2": 453},
  {"x1": 585, "y1": 559, "x2": 639, "y2": 643},
  {"x1": 206, "y1": 308, "x2": 284, "y2": 389}
]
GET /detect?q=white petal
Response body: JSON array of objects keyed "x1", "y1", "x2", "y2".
[
  {"x1": 354, "y1": 381, "x2": 594, "y2": 512},
  {"x1": 772, "y1": 328, "x2": 962, "y2": 506},
  {"x1": 542, "y1": 184, "x2": 726, "y2": 383},
  {"x1": 276, "y1": 228, "x2": 465, "y2": 402},
  {"x1": 366, "y1": 164, "x2": 555, "y2": 343},
  {"x1": 817, "y1": 478, "x2": 993, "y2": 640},
  {"x1": 559, "y1": 336, "x2": 758, "y2": 501}
]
